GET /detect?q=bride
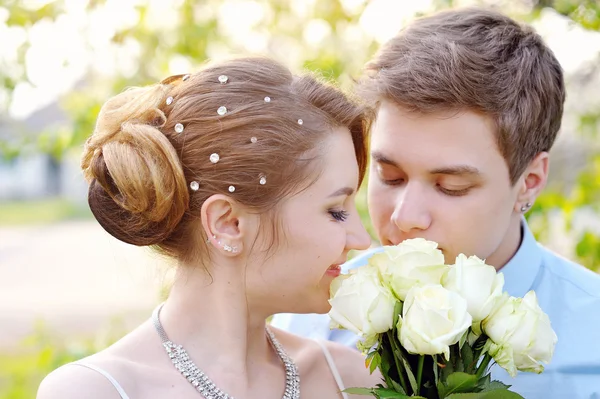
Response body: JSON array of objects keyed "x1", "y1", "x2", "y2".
[{"x1": 37, "y1": 57, "x2": 381, "y2": 398}]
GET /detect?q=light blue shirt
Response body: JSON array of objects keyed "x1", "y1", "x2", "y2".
[{"x1": 271, "y1": 222, "x2": 600, "y2": 398}]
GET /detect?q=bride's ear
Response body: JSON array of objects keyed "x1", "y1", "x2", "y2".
[{"x1": 200, "y1": 194, "x2": 256, "y2": 256}]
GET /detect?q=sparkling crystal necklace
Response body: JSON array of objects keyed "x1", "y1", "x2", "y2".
[{"x1": 152, "y1": 303, "x2": 300, "y2": 399}]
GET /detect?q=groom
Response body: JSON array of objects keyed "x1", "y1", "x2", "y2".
[{"x1": 272, "y1": 8, "x2": 600, "y2": 398}]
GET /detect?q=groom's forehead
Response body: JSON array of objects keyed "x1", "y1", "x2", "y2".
[{"x1": 370, "y1": 103, "x2": 501, "y2": 154}]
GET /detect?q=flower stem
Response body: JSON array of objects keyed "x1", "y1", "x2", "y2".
[
  {"x1": 387, "y1": 331, "x2": 409, "y2": 394},
  {"x1": 476, "y1": 353, "x2": 493, "y2": 379},
  {"x1": 416, "y1": 355, "x2": 424, "y2": 395}
]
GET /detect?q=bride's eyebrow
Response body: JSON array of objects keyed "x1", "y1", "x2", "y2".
[{"x1": 328, "y1": 187, "x2": 354, "y2": 198}]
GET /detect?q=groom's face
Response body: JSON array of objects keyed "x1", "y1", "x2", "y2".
[{"x1": 367, "y1": 101, "x2": 523, "y2": 267}]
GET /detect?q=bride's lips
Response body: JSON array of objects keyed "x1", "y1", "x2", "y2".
[{"x1": 325, "y1": 264, "x2": 342, "y2": 277}]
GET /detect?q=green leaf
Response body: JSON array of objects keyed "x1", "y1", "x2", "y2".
[
  {"x1": 438, "y1": 372, "x2": 479, "y2": 398},
  {"x1": 479, "y1": 381, "x2": 512, "y2": 392},
  {"x1": 476, "y1": 372, "x2": 491, "y2": 389},
  {"x1": 390, "y1": 380, "x2": 406, "y2": 394},
  {"x1": 344, "y1": 387, "x2": 379, "y2": 395},
  {"x1": 446, "y1": 390, "x2": 525, "y2": 399},
  {"x1": 400, "y1": 355, "x2": 418, "y2": 394},
  {"x1": 446, "y1": 372, "x2": 478, "y2": 393},
  {"x1": 368, "y1": 351, "x2": 382, "y2": 374},
  {"x1": 461, "y1": 341, "x2": 475, "y2": 373}
]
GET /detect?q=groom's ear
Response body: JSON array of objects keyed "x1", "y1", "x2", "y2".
[{"x1": 514, "y1": 152, "x2": 549, "y2": 211}]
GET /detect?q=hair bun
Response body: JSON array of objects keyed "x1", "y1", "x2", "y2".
[{"x1": 81, "y1": 86, "x2": 188, "y2": 246}]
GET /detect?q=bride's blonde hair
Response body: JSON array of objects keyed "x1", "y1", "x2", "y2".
[{"x1": 81, "y1": 57, "x2": 371, "y2": 263}]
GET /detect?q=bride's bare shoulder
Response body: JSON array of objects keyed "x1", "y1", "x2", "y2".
[
  {"x1": 37, "y1": 322, "x2": 157, "y2": 399},
  {"x1": 36, "y1": 353, "x2": 129, "y2": 399}
]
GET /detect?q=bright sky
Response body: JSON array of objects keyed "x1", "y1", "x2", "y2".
[{"x1": 1, "y1": 0, "x2": 599, "y2": 120}]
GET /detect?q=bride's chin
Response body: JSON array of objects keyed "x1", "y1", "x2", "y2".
[
  {"x1": 310, "y1": 302, "x2": 332, "y2": 315},
  {"x1": 312, "y1": 288, "x2": 334, "y2": 314}
]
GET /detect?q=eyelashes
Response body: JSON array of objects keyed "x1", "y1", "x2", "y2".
[
  {"x1": 380, "y1": 178, "x2": 404, "y2": 186},
  {"x1": 329, "y1": 209, "x2": 349, "y2": 222},
  {"x1": 437, "y1": 186, "x2": 471, "y2": 196}
]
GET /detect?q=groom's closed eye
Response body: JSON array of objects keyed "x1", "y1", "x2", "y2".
[
  {"x1": 375, "y1": 163, "x2": 405, "y2": 186},
  {"x1": 436, "y1": 184, "x2": 473, "y2": 197},
  {"x1": 431, "y1": 166, "x2": 482, "y2": 197}
]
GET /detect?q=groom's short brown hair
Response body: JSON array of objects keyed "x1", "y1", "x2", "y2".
[{"x1": 360, "y1": 8, "x2": 565, "y2": 184}]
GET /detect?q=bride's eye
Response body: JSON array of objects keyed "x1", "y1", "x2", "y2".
[{"x1": 329, "y1": 209, "x2": 349, "y2": 222}]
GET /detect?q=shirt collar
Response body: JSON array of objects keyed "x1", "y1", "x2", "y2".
[{"x1": 499, "y1": 218, "x2": 543, "y2": 298}]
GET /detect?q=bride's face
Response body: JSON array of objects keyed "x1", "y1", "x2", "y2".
[{"x1": 247, "y1": 127, "x2": 371, "y2": 314}]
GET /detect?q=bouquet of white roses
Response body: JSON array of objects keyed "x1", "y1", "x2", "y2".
[{"x1": 328, "y1": 239, "x2": 557, "y2": 399}]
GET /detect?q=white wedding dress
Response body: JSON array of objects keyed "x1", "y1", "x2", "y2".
[{"x1": 67, "y1": 339, "x2": 348, "y2": 399}]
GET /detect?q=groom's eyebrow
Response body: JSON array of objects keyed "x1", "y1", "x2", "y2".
[
  {"x1": 372, "y1": 151, "x2": 481, "y2": 177},
  {"x1": 430, "y1": 165, "x2": 481, "y2": 176},
  {"x1": 371, "y1": 151, "x2": 398, "y2": 167}
]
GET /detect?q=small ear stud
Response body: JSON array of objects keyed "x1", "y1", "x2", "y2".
[
  {"x1": 520, "y1": 202, "x2": 533, "y2": 212},
  {"x1": 222, "y1": 243, "x2": 238, "y2": 253},
  {"x1": 206, "y1": 234, "x2": 216, "y2": 244}
]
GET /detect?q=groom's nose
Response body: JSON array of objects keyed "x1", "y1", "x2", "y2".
[{"x1": 391, "y1": 183, "x2": 431, "y2": 234}]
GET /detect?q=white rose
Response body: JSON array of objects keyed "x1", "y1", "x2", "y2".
[
  {"x1": 482, "y1": 291, "x2": 557, "y2": 377},
  {"x1": 328, "y1": 266, "x2": 397, "y2": 340},
  {"x1": 442, "y1": 254, "x2": 504, "y2": 323},
  {"x1": 398, "y1": 284, "x2": 472, "y2": 360},
  {"x1": 369, "y1": 238, "x2": 449, "y2": 301}
]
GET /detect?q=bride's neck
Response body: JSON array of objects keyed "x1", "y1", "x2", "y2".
[{"x1": 158, "y1": 263, "x2": 273, "y2": 376}]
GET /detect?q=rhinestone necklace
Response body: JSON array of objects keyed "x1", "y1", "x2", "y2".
[{"x1": 152, "y1": 303, "x2": 300, "y2": 399}]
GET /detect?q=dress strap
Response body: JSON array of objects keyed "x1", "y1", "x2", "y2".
[
  {"x1": 69, "y1": 362, "x2": 130, "y2": 399},
  {"x1": 314, "y1": 339, "x2": 349, "y2": 399}
]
